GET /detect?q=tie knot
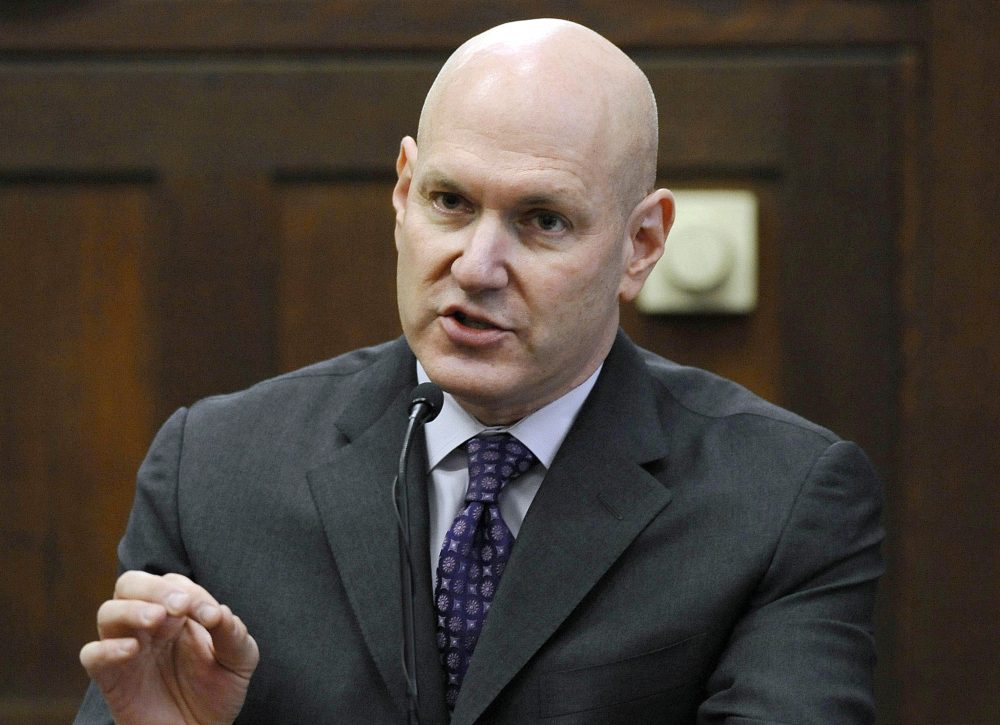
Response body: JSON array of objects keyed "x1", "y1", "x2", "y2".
[{"x1": 464, "y1": 433, "x2": 535, "y2": 503}]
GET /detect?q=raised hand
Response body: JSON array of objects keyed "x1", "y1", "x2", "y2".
[{"x1": 79, "y1": 571, "x2": 259, "y2": 725}]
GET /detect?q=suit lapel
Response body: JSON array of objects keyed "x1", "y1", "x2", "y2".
[
  {"x1": 304, "y1": 340, "x2": 447, "y2": 721},
  {"x1": 451, "y1": 333, "x2": 674, "y2": 725}
]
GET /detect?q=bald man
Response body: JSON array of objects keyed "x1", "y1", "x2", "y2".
[{"x1": 76, "y1": 19, "x2": 883, "y2": 725}]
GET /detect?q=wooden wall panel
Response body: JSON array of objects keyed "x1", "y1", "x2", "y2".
[
  {"x1": 0, "y1": 59, "x2": 433, "y2": 173},
  {"x1": 152, "y1": 175, "x2": 279, "y2": 419},
  {"x1": 896, "y1": 3, "x2": 1000, "y2": 722},
  {"x1": 0, "y1": 1, "x2": 925, "y2": 50},
  {"x1": 645, "y1": 60, "x2": 785, "y2": 173},
  {"x1": 626, "y1": 57, "x2": 906, "y2": 476},
  {"x1": 277, "y1": 180, "x2": 400, "y2": 370},
  {"x1": 0, "y1": 58, "x2": 434, "y2": 412},
  {"x1": 779, "y1": 58, "x2": 905, "y2": 477},
  {"x1": 0, "y1": 183, "x2": 155, "y2": 714}
]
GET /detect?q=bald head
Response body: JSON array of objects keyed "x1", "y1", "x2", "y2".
[
  {"x1": 417, "y1": 19, "x2": 659, "y2": 213},
  {"x1": 392, "y1": 19, "x2": 673, "y2": 423}
]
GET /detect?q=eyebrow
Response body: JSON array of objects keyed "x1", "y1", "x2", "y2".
[
  {"x1": 417, "y1": 170, "x2": 584, "y2": 213},
  {"x1": 416, "y1": 172, "x2": 463, "y2": 195},
  {"x1": 518, "y1": 193, "x2": 566, "y2": 209}
]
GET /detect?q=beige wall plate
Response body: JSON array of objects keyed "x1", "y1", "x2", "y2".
[{"x1": 637, "y1": 189, "x2": 758, "y2": 314}]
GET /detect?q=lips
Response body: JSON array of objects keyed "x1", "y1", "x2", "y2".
[
  {"x1": 439, "y1": 306, "x2": 510, "y2": 347},
  {"x1": 452, "y1": 310, "x2": 496, "y2": 330}
]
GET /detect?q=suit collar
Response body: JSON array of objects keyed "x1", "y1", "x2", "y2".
[
  {"x1": 451, "y1": 331, "x2": 674, "y2": 725},
  {"x1": 422, "y1": 361, "x2": 601, "y2": 470},
  {"x1": 332, "y1": 337, "x2": 416, "y2": 442}
]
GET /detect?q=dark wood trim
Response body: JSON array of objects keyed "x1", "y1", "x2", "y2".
[
  {"x1": 895, "y1": 3, "x2": 1000, "y2": 722},
  {"x1": 0, "y1": 1, "x2": 926, "y2": 52}
]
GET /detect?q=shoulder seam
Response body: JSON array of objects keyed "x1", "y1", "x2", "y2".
[{"x1": 649, "y1": 375, "x2": 839, "y2": 444}]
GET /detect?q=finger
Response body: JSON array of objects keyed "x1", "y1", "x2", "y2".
[
  {"x1": 95, "y1": 599, "x2": 168, "y2": 640},
  {"x1": 204, "y1": 604, "x2": 259, "y2": 678},
  {"x1": 114, "y1": 570, "x2": 220, "y2": 618},
  {"x1": 79, "y1": 637, "x2": 139, "y2": 676}
]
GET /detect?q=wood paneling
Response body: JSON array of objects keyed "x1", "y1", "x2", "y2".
[
  {"x1": 1, "y1": 2, "x2": 997, "y2": 723},
  {"x1": 627, "y1": 57, "x2": 906, "y2": 478},
  {"x1": 0, "y1": 34, "x2": 911, "y2": 725},
  {"x1": 277, "y1": 180, "x2": 400, "y2": 370},
  {"x1": 896, "y1": 3, "x2": 1000, "y2": 723},
  {"x1": 0, "y1": 60, "x2": 433, "y2": 174},
  {"x1": 0, "y1": 1, "x2": 925, "y2": 50},
  {"x1": 0, "y1": 57, "x2": 435, "y2": 411},
  {"x1": 779, "y1": 58, "x2": 904, "y2": 476},
  {"x1": 152, "y1": 175, "x2": 279, "y2": 417},
  {"x1": 0, "y1": 182, "x2": 155, "y2": 707},
  {"x1": 646, "y1": 60, "x2": 785, "y2": 173}
]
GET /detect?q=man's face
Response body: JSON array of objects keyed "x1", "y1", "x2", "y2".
[{"x1": 393, "y1": 77, "x2": 642, "y2": 424}]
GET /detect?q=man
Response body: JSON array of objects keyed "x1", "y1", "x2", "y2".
[{"x1": 77, "y1": 18, "x2": 884, "y2": 724}]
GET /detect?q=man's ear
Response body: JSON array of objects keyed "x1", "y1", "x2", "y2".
[
  {"x1": 619, "y1": 188, "x2": 674, "y2": 302},
  {"x1": 392, "y1": 136, "x2": 418, "y2": 232}
]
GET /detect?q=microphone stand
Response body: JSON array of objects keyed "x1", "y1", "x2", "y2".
[
  {"x1": 394, "y1": 383, "x2": 442, "y2": 725},
  {"x1": 396, "y1": 418, "x2": 420, "y2": 725}
]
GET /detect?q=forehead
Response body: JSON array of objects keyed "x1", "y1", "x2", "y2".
[
  {"x1": 417, "y1": 98, "x2": 615, "y2": 215},
  {"x1": 415, "y1": 50, "x2": 629, "y2": 210}
]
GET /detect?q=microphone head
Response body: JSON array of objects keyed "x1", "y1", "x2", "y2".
[{"x1": 409, "y1": 382, "x2": 444, "y2": 423}]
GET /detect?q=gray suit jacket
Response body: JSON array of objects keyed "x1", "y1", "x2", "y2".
[{"x1": 77, "y1": 332, "x2": 883, "y2": 723}]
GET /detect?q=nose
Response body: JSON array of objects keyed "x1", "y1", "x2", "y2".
[{"x1": 450, "y1": 214, "x2": 510, "y2": 292}]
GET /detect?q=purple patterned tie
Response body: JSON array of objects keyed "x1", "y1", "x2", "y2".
[{"x1": 433, "y1": 432, "x2": 536, "y2": 710}]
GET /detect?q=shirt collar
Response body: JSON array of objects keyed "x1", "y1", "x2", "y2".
[{"x1": 417, "y1": 362, "x2": 602, "y2": 471}]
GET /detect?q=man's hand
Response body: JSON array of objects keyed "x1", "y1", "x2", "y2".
[{"x1": 79, "y1": 571, "x2": 259, "y2": 725}]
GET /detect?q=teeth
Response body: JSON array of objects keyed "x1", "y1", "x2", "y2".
[{"x1": 454, "y1": 312, "x2": 493, "y2": 329}]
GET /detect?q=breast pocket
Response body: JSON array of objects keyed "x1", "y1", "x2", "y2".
[{"x1": 539, "y1": 631, "x2": 711, "y2": 720}]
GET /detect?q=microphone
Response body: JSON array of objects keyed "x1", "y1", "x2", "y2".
[
  {"x1": 408, "y1": 382, "x2": 444, "y2": 426},
  {"x1": 394, "y1": 382, "x2": 442, "y2": 725}
]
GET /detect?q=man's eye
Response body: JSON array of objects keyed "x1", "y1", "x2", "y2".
[
  {"x1": 533, "y1": 212, "x2": 568, "y2": 233},
  {"x1": 433, "y1": 192, "x2": 466, "y2": 211}
]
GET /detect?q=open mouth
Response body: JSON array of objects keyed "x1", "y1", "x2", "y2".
[{"x1": 452, "y1": 311, "x2": 496, "y2": 330}]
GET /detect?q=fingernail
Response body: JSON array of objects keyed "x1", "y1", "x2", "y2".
[
  {"x1": 166, "y1": 591, "x2": 189, "y2": 613},
  {"x1": 197, "y1": 603, "x2": 217, "y2": 623},
  {"x1": 140, "y1": 605, "x2": 159, "y2": 624}
]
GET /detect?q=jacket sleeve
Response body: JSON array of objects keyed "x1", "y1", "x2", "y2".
[
  {"x1": 698, "y1": 440, "x2": 885, "y2": 724},
  {"x1": 74, "y1": 408, "x2": 192, "y2": 725}
]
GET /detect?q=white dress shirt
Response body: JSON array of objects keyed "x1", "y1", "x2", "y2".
[{"x1": 417, "y1": 362, "x2": 601, "y2": 583}]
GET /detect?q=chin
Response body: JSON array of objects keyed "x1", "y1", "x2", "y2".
[
  {"x1": 426, "y1": 358, "x2": 520, "y2": 405},
  {"x1": 430, "y1": 362, "x2": 509, "y2": 396}
]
